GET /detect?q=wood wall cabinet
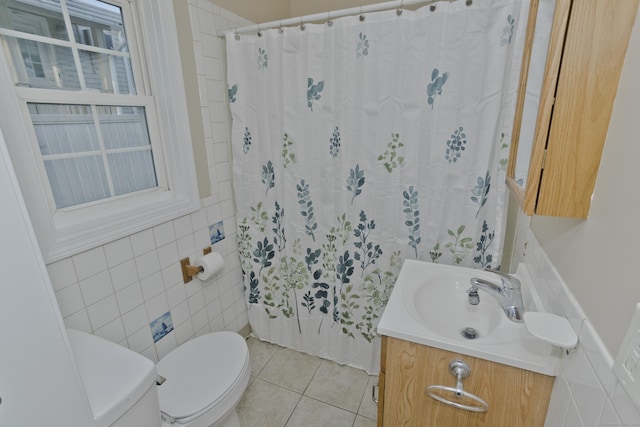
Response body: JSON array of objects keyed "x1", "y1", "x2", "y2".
[
  {"x1": 507, "y1": 0, "x2": 639, "y2": 218},
  {"x1": 377, "y1": 336, "x2": 554, "y2": 427}
]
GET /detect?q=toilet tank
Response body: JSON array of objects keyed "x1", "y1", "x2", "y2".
[{"x1": 67, "y1": 329, "x2": 161, "y2": 427}]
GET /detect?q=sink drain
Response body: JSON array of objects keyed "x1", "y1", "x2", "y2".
[{"x1": 460, "y1": 327, "x2": 479, "y2": 340}]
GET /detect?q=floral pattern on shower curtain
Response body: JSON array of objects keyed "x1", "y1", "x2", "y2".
[{"x1": 226, "y1": 0, "x2": 527, "y2": 373}]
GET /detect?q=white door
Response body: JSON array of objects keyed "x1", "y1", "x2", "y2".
[{"x1": 0, "y1": 128, "x2": 95, "y2": 427}]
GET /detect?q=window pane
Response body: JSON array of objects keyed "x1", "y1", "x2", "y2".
[
  {"x1": 3, "y1": 36, "x2": 81, "y2": 89},
  {"x1": 79, "y1": 49, "x2": 135, "y2": 94},
  {"x1": 108, "y1": 151, "x2": 157, "y2": 196},
  {"x1": 28, "y1": 102, "x2": 159, "y2": 208},
  {"x1": 99, "y1": 104, "x2": 158, "y2": 195},
  {"x1": 97, "y1": 105, "x2": 150, "y2": 149},
  {"x1": 67, "y1": 0, "x2": 127, "y2": 52},
  {"x1": 0, "y1": 0, "x2": 69, "y2": 41},
  {"x1": 44, "y1": 155, "x2": 110, "y2": 208},
  {"x1": 1, "y1": 0, "x2": 137, "y2": 92},
  {"x1": 28, "y1": 103, "x2": 99, "y2": 155}
]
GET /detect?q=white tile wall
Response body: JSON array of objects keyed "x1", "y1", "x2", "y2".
[
  {"x1": 512, "y1": 210, "x2": 640, "y2": 426},
  {"x1": 46, "y1": 3, "x2": 249, "y2": 362}
]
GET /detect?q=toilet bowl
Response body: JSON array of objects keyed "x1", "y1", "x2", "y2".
[
  {"x1": 157, "y1": 331, "x2": 250, "y2": 427},
  {"x1": 67, "y1": 329, "x2": 250, "y2": 427}
]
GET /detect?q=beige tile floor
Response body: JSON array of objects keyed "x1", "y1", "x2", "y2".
[{"x1": 238, "y1": 337, "x2": 379, "y2": 427}]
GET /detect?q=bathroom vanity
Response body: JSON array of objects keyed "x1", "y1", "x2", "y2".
[
  {"x1": 377, "y1": 336, "x2": 554, "y2": 427},
  {"x1": 376, "y1": 260, "x2": 564, "y2": 427}
]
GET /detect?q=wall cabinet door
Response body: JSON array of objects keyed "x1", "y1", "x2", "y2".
[
  {"x1": 379, "y1": 337, "x2": 553, "y2": 427},
  {"x1": 508, "y1": 0, "x2": 639, "y2": 218}
]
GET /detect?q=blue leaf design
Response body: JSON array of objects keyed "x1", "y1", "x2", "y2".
[
  {"x1": 353, "y1": 210, "x2": 382, "y2": 276},
  {"x1": 296, "y1": 179, "x2": 317, "y2": 242},
  {"x1": 471, "y1": 171, "x2": 491, "y2": 218},
  {"x1": 261, "y1": 161, "x2": 275, "y2": 195},
  {"x1": 228, "y1": 84, "x2": 238, "y2": 103},
  {"x1": 445, "y1": 127, "x2": 467, "y2": 163},
  {"x1": 473, "y1": 220, "x2": 495, "y2": 268},
  {"x1": 252, "y1": 237, "x2": 275, "y2": 275},
  {"x1": 329, "y1": 126, "x2": 341, "y2": 158},
  {"x1": 501, "y1": 15, "x2": 515, "y2": 46},
  {"x1": 258, "y1": 47, "x2": 268, "y2": 69},
  {"x1": 427, "y1": 68, "x2": 448, "y2": 108},
  {"x1": 307, "y1": 77, "x2": 325, "y2": 111},
  {"x1": 356, "y1": 32, "x2": 369, "y2": 58},
  {"x1": 271, "y1": 201, "x2": 286, "y2": 252},
  {"x1": 243, "y1": 127, "x2": 252, "y2": 154},
  {"x1": 347, "y1": 164, "x2": 366, "y2": 204},
  {"x1": 248, "y1": 271, "x2": 260, "y2": 304},
  {"x1": 336, "y1": 250, "x2": 354, "y2": 287}
]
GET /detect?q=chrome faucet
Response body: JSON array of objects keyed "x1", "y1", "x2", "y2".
[{"x1": 467, "y1": 269, "x2": 525, "y2": 322}]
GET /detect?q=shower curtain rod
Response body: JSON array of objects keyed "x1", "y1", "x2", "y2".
[{"x1": 216, "y1": 0, "x2": 452, "y2": 37}]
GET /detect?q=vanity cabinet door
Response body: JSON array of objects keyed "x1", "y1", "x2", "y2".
[
  {"x1": 380, "y1": 337, "x2": 553, "y2": 427},
  {"x1": 508, "y1": 0, "x2": 639, "y2": 218}
]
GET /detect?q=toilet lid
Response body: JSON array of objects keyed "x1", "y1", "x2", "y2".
[{"x1": 155, "y1": 331, "x2": 248, "y2": 420}]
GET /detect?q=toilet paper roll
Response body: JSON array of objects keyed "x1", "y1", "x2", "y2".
[{"x1": 193, "y1": 252, "x2": 224, "y2": 280}]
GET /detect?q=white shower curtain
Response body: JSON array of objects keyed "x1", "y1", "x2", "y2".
[{"x1": 227, "y1": 0, "x2": 527, "y2": 373}]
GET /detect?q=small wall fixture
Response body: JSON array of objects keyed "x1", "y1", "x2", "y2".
[
  {"x1": 180, "y1": 247, "x2": 212, "y2": 283},
  {"x1": 523, "y1": 311, "x2": 578, "y2": 354}
]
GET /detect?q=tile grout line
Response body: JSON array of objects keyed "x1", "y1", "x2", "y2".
[
  {"x1": 300, "y1": 358, "x2": 324, "y2": 396},
  {"x1": 283, "y1": 392, "x2": 304, "y2": 427},
  {"x1": 355, "y1": 376, "x2": 372, "y2": 418},
  {"x1": 246, "y1": 337, "x2": 377, "y2": 426}
]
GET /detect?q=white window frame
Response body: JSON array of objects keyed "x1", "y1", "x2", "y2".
[{"x1": 0, "y1": 0, "x2": 200, "y2": 263}]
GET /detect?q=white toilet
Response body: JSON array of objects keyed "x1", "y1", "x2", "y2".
[{"x1": 67, "y1": 329, "x2": 250, "y2": 427}]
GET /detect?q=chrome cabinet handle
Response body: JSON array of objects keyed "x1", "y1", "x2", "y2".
[
  {"x1": 425, "y1": 359, "x2": 489, "y2": 413},
  {"x1": 372, "y1": 383, "x2": 379, "y2": 404}
]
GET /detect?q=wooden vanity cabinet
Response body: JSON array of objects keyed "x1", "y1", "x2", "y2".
[
  {"x1": 377, "y1": 336, "x2": 554, "y2": 427},
  {"x1": 507, "y1": 0, "x2": 639, "y2": 218}
]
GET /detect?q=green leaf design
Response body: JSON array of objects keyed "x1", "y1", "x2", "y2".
[
  {"x1": 378, "y1": 133, "x2": 405, "y2": 173},
  {"x1": 444, "y1": 224, "x2": 473, "y2": 265},
  {"x1": 402, "y1": 185, "x2": 421, "y2": 257},
  {"x1": 282, "y1": 133, "x2": 296, "y2": 167}
]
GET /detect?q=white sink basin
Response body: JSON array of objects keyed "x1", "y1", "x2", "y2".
[
  {"x1": 377, "y1": 260, "x2": 560, "y2": 375},
  {"x1": 404, "y1": 270, "x2": 503, "y2": 342}
]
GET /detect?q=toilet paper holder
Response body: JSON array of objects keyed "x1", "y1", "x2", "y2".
[{"x1": 180, "y1": 247, "x2": 212, "y2": 283}]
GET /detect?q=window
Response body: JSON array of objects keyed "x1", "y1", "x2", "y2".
[{"x1": 0, "y1": 0, "x2": 200, "y2": 262}]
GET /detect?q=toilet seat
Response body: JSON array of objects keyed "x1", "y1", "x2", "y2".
[{"x1": 156, "y1": 332, "x2": 249, "y2": 424}]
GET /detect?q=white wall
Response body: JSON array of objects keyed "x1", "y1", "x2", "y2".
[
  {"x1": 530, "y1": 7, "x2": 640, "y2": 358},
  {"x1": 0, "y1": 128, "x2": 95, "y2": 427},
  {"x1": 512, "y1": 213, "x2": 640, "y2": 426}
]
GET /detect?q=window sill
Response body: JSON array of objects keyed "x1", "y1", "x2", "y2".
[{"x1": 44, "y1": 189, "x2": 201, "y2": 263}]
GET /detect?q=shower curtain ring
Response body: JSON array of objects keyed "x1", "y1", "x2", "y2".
[
  {"x1": 359, "y1": 7, "x2": 365, "y2": 21},
  {"x1": 397, "y1": 0, "x2": 404, "y2": 15},
  {"x1": 327, "y1": 12, "x2": 333, "y2": 26},
  {"x1": 257, "y1": 24, "x2": 262, "y2": 37},
  {"x1": 234, "y1": 28, "x2": 240, "y2": 40},
  {"x1": 278, "y1": 21, "x2": 284, "y2": 33},
  {"x1": 300, "y1": 18, "x2": 305, "y2": 31}
]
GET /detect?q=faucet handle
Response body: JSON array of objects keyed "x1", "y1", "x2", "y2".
[
  {"x1": 466, "y1": 286, "x2": 480, "y2": 305},
  {"x1": 484, "y1": 268, "x2": 521, "y2": 289}
]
